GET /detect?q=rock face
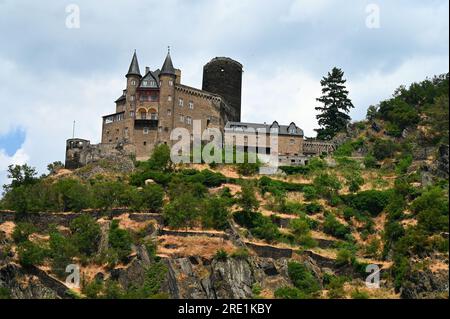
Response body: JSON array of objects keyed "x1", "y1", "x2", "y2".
[
  {"x1": 436, "y1": 144, "x2": 449, "y2": 178},
  {"x1": 401, "y1": 269, "x2": 449, "y2": 299},
  {"x1": 0, "y1": 264, "x2": 62, "y2": 299}
]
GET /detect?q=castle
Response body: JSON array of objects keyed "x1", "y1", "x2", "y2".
[{"x1": 65, "y1": 50, "x2": 335, "y2": 169}]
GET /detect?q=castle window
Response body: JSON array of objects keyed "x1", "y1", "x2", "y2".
[
  {"x1": 168, "y1": 95, "x2": 172, "y2": 102},
  {"x1": 124, "y1": 128, "x2": 129, "y2": 138},
  {"x1": 167, "y1": 109, "x2": 172, "y2": 116},
  {"x1": 169, "y1": 80, "x2": 174, "y2": 86},
  {"x1": 143, "y1": 127, "x2": 149, "y2": 135},
  {"x1": 130, "y1": 111, "x2": 135, "y2": 118},
  {"x1": 290, "y1": 139, "x2": 295, "y2": 145},
  {"x1": 158, "y1": 126, "x2": 163, "y2": 132},
  {"x1": 186, "y1": 116, "x2": 192, "y2": 125},
  {"x1": 178, "y1": 98, "x2": 184, "y2": 107},
  {"x1": 179, "y1": 115, "x2": 185, "y2": 123},
  {"x1": 130, "y1": 95, "x2": 135, "y2": 101},
  {"x1": 143, "y1": 141, "x2": 147, "y2": 146},
  {"x1": 143, "y1": 80, "x2": 148, "y2": 86},
  {"x1": 189, "y1": 101, "x2": 194, "y2": 109},
  {"x1": 150, "y1": 112, "x2": 158, "y2": 120},
  {"x1": 131, "y1": 80, "x2": 136, "y2": 86}
]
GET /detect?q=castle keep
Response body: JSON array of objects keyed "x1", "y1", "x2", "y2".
[{"x1": 65, "y1": 50, "x2": 334, "y2": 169}]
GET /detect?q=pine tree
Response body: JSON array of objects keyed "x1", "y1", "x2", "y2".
[{"x1": 315, "y1": 67, "x2": 354, "y2": 140}]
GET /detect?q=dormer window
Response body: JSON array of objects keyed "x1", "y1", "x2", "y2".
[
  {"x1": 270, "y1": 121, "x2": 279, "y2": 133},
  {"x1": 143, "y1": 80, "x2": 148, "y2": 86},
  {"x1": 289, "y1": 127, "x2": 297, "y2": 134}
]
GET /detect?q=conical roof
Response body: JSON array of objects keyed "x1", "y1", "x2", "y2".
[
  {"x1": 126, "y1": 51, "x2": 141, "y2": 78},
  {"x1": 160, "y1": 50, "x2": 176, "y2": 76}
]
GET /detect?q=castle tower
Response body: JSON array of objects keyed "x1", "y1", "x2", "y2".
[
  {"x1": 202, "y1": 57, "x2": 243, "y2": 122},
  {"x1": 125, "y1": 51, "x2": 142, "y2": 115},
  {"x1": 158, "y1": 48, "x2": 177, "y2": 143}
]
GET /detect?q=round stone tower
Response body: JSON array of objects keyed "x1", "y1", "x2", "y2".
[{"x1": 202, "y1": 57, "x2": 243, "y2": 122}]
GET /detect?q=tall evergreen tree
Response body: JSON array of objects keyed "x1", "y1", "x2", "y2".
[{"x1": 315, "y1": 67, "x2": 354, "y2": 140}]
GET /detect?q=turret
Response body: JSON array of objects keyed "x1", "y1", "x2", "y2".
[{"x1": 125, "y1": 51, "x2": 142, "y2": 108}]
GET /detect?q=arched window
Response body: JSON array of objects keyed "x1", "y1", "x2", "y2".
[{"x1": 138, "y1": 108, "x2": 147, "y2": 120}]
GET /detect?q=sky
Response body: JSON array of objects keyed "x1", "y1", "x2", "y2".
[{"x1": 0, "y1": 0, "x2": 448, "y2": 188}]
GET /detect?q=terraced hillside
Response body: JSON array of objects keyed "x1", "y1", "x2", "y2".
[{"x1": 0, "y1": 74, "x2": 448, "y2": 299}]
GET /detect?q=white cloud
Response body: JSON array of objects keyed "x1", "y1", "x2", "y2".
[
  {"x1": 0, "y1": 148, "x2": 29, "y2": 190},
  {"x1": 281, "y1": 0, "x2": 334, "y2": 23}
]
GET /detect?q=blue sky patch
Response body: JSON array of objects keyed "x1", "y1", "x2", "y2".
[{"x1": 0, "y1": 128, "x2": 26, "y2": 157}]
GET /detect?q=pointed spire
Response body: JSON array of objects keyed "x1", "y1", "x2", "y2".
[
  {"x1": 126, "y1": 50, "x2": 141, "y2": 78},
  {"x1": 160, "y1": 47, "x2": 176, "y2": 76}
]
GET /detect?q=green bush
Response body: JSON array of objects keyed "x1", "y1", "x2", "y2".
[
  {"x1": 0, "y1": 287, "x2": 11, "y2": 299},
  {"x1": 231, "y1": 248, "x2": 249, "y2": 260},
  {"x1": 109, "y1": 220, "x2": 133, "y2": 262},
  {"x1": 214, "y1": 249, "x2": 229, "y2": 261},
  {"x1": 351, "y1": 289, "x2": 370, "y2": 299},
  {"x1": 53, "y1": 178, "x2": 92, "y2": 212},
  {"x1": 141, "y1": 184, "x2": 165, "y2": 212},
  {"x1": 237, "y1": 182, "x2": 259, "y2": 212},
  {"x1": 363, "y1": 154, "x2": 378, "y2": 169},
  {"x1": 313, "y1": 173, "x2": 342, "y2": 200},
  {"x1": 201, "y1": 197, "x2": 230, "y2": 230},
  {"x1": 372, "y1": 139, "x2": 397, "y2": 160},
  {"x1": 69, "y1": 215, "x2": 101, "y2": 257},
  {"x1": 274, "y1": 287, "x2": 308, "y2": 299},
  {"x1": 163, "y1": 193, "x2": 200, "y2": 230},
  {"x1": 411, "y1": 187, "x2": 449, "y2": 233},
  {"x1": 287, "y1": 262, "x2": 320, "y2": 296},
  {"x1": 12, "y1": 222, "x2": 36, "y2": 244},
  {"x1": 18, "y1": 241, "x2": 47, "y2": 267},
  {"x1": 304, "y1": 202, "x2": 323, "y2": 214},
  {"x1": 48, "y1": 228, "x2": 77, "y2": 278},
  {"x1": 323, "y1": 214, "x2": 351, "y2": 240},
  {"x1": 342, "y1": 190, "x2": 390, "y2": 216},
  {"x1": 335, "y1": 249, "x2": 355, "y2": 266},
  {"x1": 279, "y1": 166, "x2": 310, "y2": 175},
  {"x1": 303, "y1": 186, "x2": 318, "y2": 201}
]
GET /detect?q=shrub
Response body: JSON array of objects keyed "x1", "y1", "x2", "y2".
[
  {"x1": 231, "y1": 248, "x2": 250, "y2": 260},
  {"x1": 148, "y1": 144, "x2": 172, "y2": 171},
  {"x1": 279, "y1": 166, "x2": 310, "y2": 175},
  {"x1": 274, "y1": 287, "x2": 308, "y2": 299},
  {"x1": 326, "y1": 275, "x2": 347, "y2": 299},
  {"x1": 303, "y1": 186, "x2": 318, "y2": 201},
  {"x1": 18, "y1": 241, "x2": 47, "y2": 267},
  {"x1": 12, "y1": 222, "x2": 36, "y2": 244},
  {"x1": 287, "y1": 262, "x2": 320, "y2": 296},
  {"x1": 91, "y1": 180, "x2": 128, "y2": 210},
  {"x1": 395, "y1": 155, "x2": 413, "y2": 175},
  {"x1": 109, "y1": 220, "x2": 133, "y2": 262},
  {"x1": 351, "y1": 289, "x2": 370, "y2": 299},
  {"x1": 411, "y1": 187, "x2": 449, "y2": 233},
  {"x1": 363, "y1": 154, "x2": 378, "y2": 169},
  {"x1": 304, "y1": 202, "x2": 323, "y2": 214},
  {"x1": 201, "y1": 197, "x2": 230, "y2": 231},
  {"x1": 233, "y1": 211, "x2": 281, "y2": 243},
  {"x1": 141, "y1": 184, "x2": 165, "y2": 212},
  {"x1": 313, "y1": 173, "x2": 342, "y2": 200},
  {"x1": 69, "y1": 215, "x2": 101, "y2": 257},
  {"x1": 214, "y1": 249, "x2": 229, "y2": 261},
  {"x1": 335, "y1": 249, "x2": 355, "y2": 267},
  {"x1": 48, "y1": 229, "x2": 77, "y2": 278},
  {"x1": 0, "y1": 287, "x2": 11, "y2": 299},
  {"x1": 372, "y1": 139, "x2": 397, "y2": 160},
  {"x1": 82, "y1": 278, "x2": 103, "y2": 299},
  {"x1": 323, "y1": 214, "x2": 351, "y2": 240},
  {"x1": 163, "y1": 193, "x2": 200, "y2": 230},
  {"x1": 342, "y1": 190, "x2": 390, "y2": 216},
  {"x1": 236, "y1": 182, "x2": 259, "y2": 212}
]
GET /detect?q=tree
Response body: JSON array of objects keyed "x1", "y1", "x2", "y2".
[
  {"x1": 69, "y1": 214, "x2": 101, "y2": 256},
  {"x1": 236, "y1": 182, "x2": 259, "y2": 212},
  {"x1": 3, "y1": 164, "x2": 37, "y2": 191},
  {"x1": 148, "y1": 144, "x2": 172, "y2": 171},
  {"x1": 47, "y1": 161, "x2": 64, "y2": 175},
  {"x1": 315, "y1": 67, "x2": 354, "y2": 140},
  {"x1": 108, "y1": 220, "x2": 132, "y2": 261}
]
